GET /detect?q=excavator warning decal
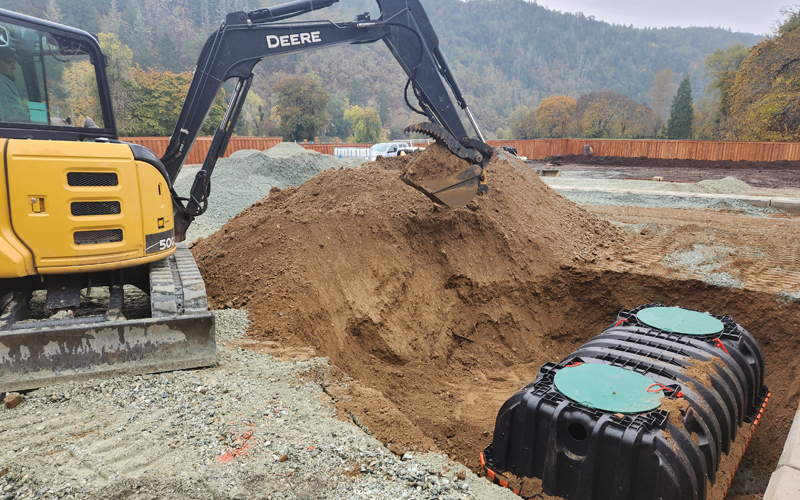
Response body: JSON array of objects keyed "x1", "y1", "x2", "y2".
[
  {"x1": 266, "y1": 32, "x2": 321, "y2": 50},
  {"x1": 145, "y1": 229, "x2": 175, "y2": 254}
]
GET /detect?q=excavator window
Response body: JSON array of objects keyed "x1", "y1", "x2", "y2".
[{"x1": 0, "y1": 19, "x2": 104, "y2": 129}]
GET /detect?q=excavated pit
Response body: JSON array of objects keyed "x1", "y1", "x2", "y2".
[{"x1": 193, "y1": 147, "x2": 800, "y2": 500}]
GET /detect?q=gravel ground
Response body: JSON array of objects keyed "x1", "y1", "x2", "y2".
[
  {"x1": 541, "y1": 172, "x2": 784, "y2": 195},
  {"x1": 174, "y1": 143, "x2": 364, "y2": 242},
  {"x1": 661, "y1": 244, "x2": 745, "y2": 288},
  {"x1": 540, "y1": 170, "x2": 800, "y2": 216},
  {"x1": 0, "y1": 309, "x2": 519, "y2": 500},
  {"x1": 556, "y1": 190, "x2": 784, "y2": 216}
]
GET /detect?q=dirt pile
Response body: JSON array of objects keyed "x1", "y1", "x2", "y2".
[
  {"x1": 402, "y1": 143, "x2": 472, "y2": 182},
  {"x1": 193, "y1": 147, "x2": 623, "y2": 458}
]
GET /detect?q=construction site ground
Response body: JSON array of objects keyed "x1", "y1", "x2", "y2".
[{"x1": 2, "y1": 146, "x2": 799, "y2": 500}]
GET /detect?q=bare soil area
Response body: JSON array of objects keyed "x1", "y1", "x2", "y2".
[
  {"x1": 193, "y1": 149, "x2": 800, "y2": 500},
  {"x1": 532, "y1": 155, "x2": 800, "y2": 189}
]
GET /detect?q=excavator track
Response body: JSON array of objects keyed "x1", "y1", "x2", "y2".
[
  {"x1": 150, "y1": 243, "x2": 209, "y2": 317},
  {"x1": 0, "y1": 246, "x2": 216, "y2": 393}
]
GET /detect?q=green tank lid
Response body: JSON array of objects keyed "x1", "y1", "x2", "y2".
[
  {"x1": 637, "y1": 307, "x2": 724, "y2": 336},
  {"x1": 554, "y1": 363, "x2": 663, "y2": 414}
]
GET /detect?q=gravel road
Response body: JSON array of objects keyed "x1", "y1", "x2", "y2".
[
  {"x1": 0, "y1": 309, "x2": 519, "y2": 500},
  {"x1": 539, "y1": 171, "x2": 793, "y2": 216}
]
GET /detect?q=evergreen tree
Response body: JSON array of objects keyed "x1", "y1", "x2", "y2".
[
  {"x1": 325, "y1": 94, "x2": 349, "y2": 140},
  {"x1": 376, "y1": 86, "x2": 391, "y2": 124},
  {"x1": 155, "y1": 32, "x2": 183, "y2": 73},
  {"x1": 667, "y1": 76, "x2": 693, "y2": 139},
  {"x1": 347, "y1": 78, "x2": 368, "y2": 107}
]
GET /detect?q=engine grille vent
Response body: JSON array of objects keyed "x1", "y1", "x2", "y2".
[
  {"x1": 71, "y1": 201, "x2": 121, "y2": 216},
  {"x1": 74, "y1": 229, "x2": 123, "y2": 245},
  {"x1": 67, "y1": 172, "x2": 118, "y2": 187}
]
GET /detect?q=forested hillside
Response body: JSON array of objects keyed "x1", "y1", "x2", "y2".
[{"x1": 4, "y1": 0, "x2": 761, "y2": 138}]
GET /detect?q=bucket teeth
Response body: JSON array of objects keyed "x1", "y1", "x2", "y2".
[
  {"x1": 402, "y1": 122, "x2": 491, "y2": 207},
  {"x1": 404, "y1": 122, "x2": 476, "y2": 163}
]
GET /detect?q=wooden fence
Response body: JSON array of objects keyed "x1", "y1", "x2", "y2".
[
  {"x1": 300, "y1": 143, "x2": 375, "y2": 156},
  {"x1": 121, "y1": 136, "x2": 283, "y2": 165},
  {"x1": 122, "y1": 136, "x2": 800, "y2": 163},
  {"x1": 487, "y1": 139, "x2": 800, "y2": 162}
]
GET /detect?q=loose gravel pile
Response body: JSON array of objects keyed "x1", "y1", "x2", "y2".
[
  {"x1": 174, "y1": 143, "x2": 363, "y2": 242},
  {"x1": 0, "y1": 309, "x2": 518, "y2": 500}
]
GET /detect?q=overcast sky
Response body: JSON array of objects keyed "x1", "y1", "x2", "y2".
[{"x1": 535, "y1": 0, "x2": 791, "y2": 35}]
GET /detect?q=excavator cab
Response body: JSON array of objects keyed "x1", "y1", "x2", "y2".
[
  {"x1": 0, "y1": 10, "x2": 213, "y2": 392},
  {"x1": 0, "y1": 18, "x2": 113, "y2": 133}
]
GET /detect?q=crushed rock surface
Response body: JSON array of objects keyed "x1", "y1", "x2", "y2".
[
  {"x1": 174, "y1": 143, "x2": 363, "y2": 243},
  {"x1": 0, "y1": 309, "x2": 518, "y2": 500},
  {"x1": 558, "y1": 190, "x2": 785, "y2": 217},
  {"x1": 542, "y1": 172, "x2": 795, "y2": 196}
]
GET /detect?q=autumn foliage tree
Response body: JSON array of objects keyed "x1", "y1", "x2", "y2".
[
  {"x1": 122, "y1": 67, "x2": 225, "y2": 137},
  {"x1": 535, "y1": 96, "x2": 576, "y2": 138},
  {"x1": 343, "y1": 106, "x2": 382, "y2": 143},
  {"x1": 61, "y1": 61, "x2": 102, "y2": 126},
  {"x1": 728, "y1": 11, "x2": 800, "y2": 141},
  {"x1": 272, "y1": 74, "x2": 330, "y2": 142},
  {"x1": 703, "y1": 44, "x2": 748, "y2": 138},
  {"x1": 577, "y1": 92, "x2": 619, "y2": 138},
  {"x1": 509, "y1": 105, "x2": 537, "y2": 139},
  {"x1": 97, "y1": 33, "x2": 135, "y2": 132},
  {"x1": 648, "y1": 69, "x2": 676, "y2": 137}
]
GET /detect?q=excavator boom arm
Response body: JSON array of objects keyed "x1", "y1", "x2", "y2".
[{"x1": 162, "y1": 0, "x2": 489, "y2": 241}]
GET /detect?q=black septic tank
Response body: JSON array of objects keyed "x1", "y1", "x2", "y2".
[{"x1": 481, "y1": 304, "x2": 769, "y2": 500}]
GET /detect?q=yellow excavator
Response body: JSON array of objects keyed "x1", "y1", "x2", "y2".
[{"x1": 0, "y1": 0, "x2": 493, "y2": 392}]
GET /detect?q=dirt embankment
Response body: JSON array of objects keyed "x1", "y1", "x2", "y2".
[{"x1": 193, "y1": 148, "x2": 622, "y2": 452}]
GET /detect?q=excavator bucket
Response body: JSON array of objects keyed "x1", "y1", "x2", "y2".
[
  {"x1": 401, "y1": 164, "x2": 484, "y2": 208},
  {"x1": 0, "y1": 244, "x2": 216, "y2": 392},
  {"x1": 400, "y1": 122, "x2": 491, "y2": 208}
]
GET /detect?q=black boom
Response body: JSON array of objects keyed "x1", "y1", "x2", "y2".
[{"x1": 160, "y1": 0, "x2": 488, "y2": 241}]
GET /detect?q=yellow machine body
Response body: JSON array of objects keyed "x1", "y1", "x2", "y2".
[{"x1": 0, "y1": 139, "x2": 176, "y2": 278}]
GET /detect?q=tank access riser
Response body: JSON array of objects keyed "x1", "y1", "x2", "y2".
[{"x1": 0, "y1": 243, "x2": 216, "y2": 393}]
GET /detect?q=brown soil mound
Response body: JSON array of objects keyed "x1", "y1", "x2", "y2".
[
  {"x1": 193, "y1": 148, "x2": 622, "y2": 452},
  {"x1": 402, "y1": 143, "x2": 472, "y2": 181}
]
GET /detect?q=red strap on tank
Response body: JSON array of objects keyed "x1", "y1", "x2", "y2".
[
  {"x1": 565, "y1": 362, "x2": 583, "y2": 368},
  {"x1": 647, "y1": 382, "x2": 684, "y2": 398},
  {"x1": 712, "y1": 338, "x2": 730, "y2": 355},
  {"x1": 614, "y1": 318, "x2": 629, "y2": 327}
]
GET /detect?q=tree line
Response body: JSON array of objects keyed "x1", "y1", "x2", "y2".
[
  {"x1": 696, "y1": 7, "x2": 800, "y2": 142},
  {"x1": 4, "y1": 0, "x2": 759, "y2": 140},
  {"x1": 500, "y1": 7, "x2": 800, "y2": 143},
  {"x1": 501, "y1": 72, "x2": 694, "y2": 141}
]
